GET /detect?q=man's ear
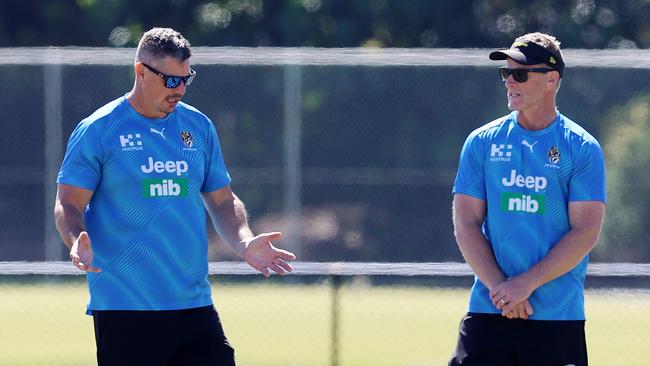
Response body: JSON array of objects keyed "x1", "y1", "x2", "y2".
[
  {"x1": 134, "y1": 62, "x2": 145, "y2": 80},
  {"x1": 547, "y1": 71, "x2": 560, "y2": 89}
]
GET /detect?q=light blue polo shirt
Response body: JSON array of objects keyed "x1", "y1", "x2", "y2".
[
  {"x1": 58, "y1": 96, "x2": 231, "y2": 312},
  {"x1": 453, "y1": 111, "x2": 606, "y2": 320}
]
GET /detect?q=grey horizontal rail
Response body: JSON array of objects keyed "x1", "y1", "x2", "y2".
[
  {"x1": 1, "y1": 261, "x2": 650, "y2": 277},
  {"x1": 0, "y1": 47, "x2": 648, "y2": 68}
]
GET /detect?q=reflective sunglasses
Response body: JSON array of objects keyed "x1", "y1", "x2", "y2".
[
  {"x1": 498, "y1": 67, "x2": 554, "y2": 83},
  {"x1": 141, "y1": 62, "x2": 196, "y2": 88}
]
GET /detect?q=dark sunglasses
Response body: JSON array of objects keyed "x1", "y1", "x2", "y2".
[
  {"x1": 498, "y1": 67, "x2": 554, "y2": 83},
  {"x1": 141, "y1": 62, "x2": 196, "y2": 88}
]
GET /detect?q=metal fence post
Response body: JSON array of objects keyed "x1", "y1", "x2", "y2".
[
  {"x1": 331, "y1": 275, "x2": 342, "y2": 366},
  {"x1": 43, "y1": 57, "x2": 64, "y2": 261},
  {"x1": 283, "y1": 65, "x2": 302, "y2": 260}
]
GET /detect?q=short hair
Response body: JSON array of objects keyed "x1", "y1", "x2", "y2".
[
  {"x1": 514, "y1": 32, "x2": 563, "y2": 62},
  {"x1": 515, "y1": 32, "x2": 563, "y2": 91},
  {"x1": 135, "y1": 28, "x2": 191, "y2": 64}
]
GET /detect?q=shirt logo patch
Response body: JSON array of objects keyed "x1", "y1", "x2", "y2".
[
  {"x1": 180, "y1": 131, "x2": 193, "y2": 148},
  {"x1": 142, "y1": 178, "x2": 188, "y2": 198},
  {"x1": 149, "y1": 127, "x2": 166, "y2": 140},
  {"x1": 119, "y1": 134, "x2": 143, "y2": 151},
  {"x1": 548, "y1": 147, "x2": 561, "y2": 164},
  {"x1": 501, "y1": 192, "x2": 545, "y2": 214},
  {"x1": 140, "y1": 157, "x2": 188, "y2": 176},
  {"x1": 490, "y1": 144, "x2": 512, "y2": 162},
  {"x1": 521, "y1": 140, "x2": 538, "y2": 153},
  {"x1": 501, "y1": 169, "x2": 548, "y2": 192}
]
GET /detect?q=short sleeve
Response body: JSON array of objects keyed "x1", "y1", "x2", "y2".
[
  {"x1": 569, "y1": 139, "x2": 607, "y2": 203},
  {"x1": 452, "y1": 130, "x2": 487, "y2": 200},
  {"x1": 57, "y1": 121, "x2": 102, "y2": 191},
  {"x1": 201, "y1": 121, "x2": 232, "y2": 192}
]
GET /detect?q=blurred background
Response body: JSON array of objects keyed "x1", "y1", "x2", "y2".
[
  {"x1": 2, "y1": 0, "x2": 648, "y2": 48},
  {"x1": 1, "y1": 0, "x2": 649, "y2": 263},
  {"x1": 0, "y1": 1, "x2": 649, "y2": 365}
]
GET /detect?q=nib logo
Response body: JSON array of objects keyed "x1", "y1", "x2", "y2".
[
  {"x1": 142, "y1": 179, "x2": 188, "y2": 198},
  {"x1": 501, "y1": 193, "x2": 545, "y2": 214}
]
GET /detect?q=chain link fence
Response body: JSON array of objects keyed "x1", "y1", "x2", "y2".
[
  {"x1": 1, "y1": 48, "x2": 649, "y2": 365},
  {"x1": 1, "y1": 263, "x2": 650, "y2": 366}
]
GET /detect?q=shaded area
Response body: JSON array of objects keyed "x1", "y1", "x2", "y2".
[
  {"x1": 1, "y1": 61, "x2": 648, "y2": 262},
  {"x1": 0, "y1": 0, "x2": 648, "y2": 49}
]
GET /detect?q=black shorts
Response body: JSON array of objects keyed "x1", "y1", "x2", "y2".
[
  {"x1": 449, "y1": 313, "x2": 587, "y2": 366},
  {"x1": 93, "y1": 305, "x2": 235, "y2": 366}
]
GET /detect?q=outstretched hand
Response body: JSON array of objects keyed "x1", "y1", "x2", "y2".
[
  {"x1": 70, "y1": 231, "x2": 102, "y2": 273},
  {"x1": 242, "y1": 232, "x2": 296, "y2": 277}
]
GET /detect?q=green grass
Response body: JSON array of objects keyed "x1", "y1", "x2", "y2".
[{"x1": 1, "y1": 278, "x2": 649, "y2": 366}]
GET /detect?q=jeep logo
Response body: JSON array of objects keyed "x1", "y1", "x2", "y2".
[
  {"x1": 501, "y1": 170, "x2": 547, "y2": 192},
  {"x1": 141, "y1": 157, "x2": 188, "y2": 176}
]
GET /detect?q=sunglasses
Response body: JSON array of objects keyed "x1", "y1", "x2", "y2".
[
  {"x1": 498, "y1": 67, "x2": 554, "y2": 83},
  {"x1": 141, "y1": 63, "x2": 196, "y2": 88}
]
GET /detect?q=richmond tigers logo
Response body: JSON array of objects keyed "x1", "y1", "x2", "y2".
[
  {"x1": 548, "y1": 147, "x2": 561, "y2": 164},
  {"x1": 180, "y1": 131, "x2": 193, "y2": 148}
]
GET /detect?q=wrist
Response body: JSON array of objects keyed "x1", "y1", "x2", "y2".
[
  {"x1": 235, "y1": 238, "x2": 252, "y2": 258},
  {"x1": 513, "y1": 272, "x2": 539, "y2": 295},
  {"x1": 67, "y1": 228, "x2": 85, "y2": 247},
  {"x1": 485, "y1": 275, "x2": 507, "y2": 292}
]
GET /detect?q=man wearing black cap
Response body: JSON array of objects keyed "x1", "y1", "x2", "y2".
[{"x1": 449, "y1": 32, "x2": 606, "y2": 365}]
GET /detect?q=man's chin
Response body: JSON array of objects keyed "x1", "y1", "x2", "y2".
[{"x1": 164, "y1": 103, "x2": 179, "y2": 113}]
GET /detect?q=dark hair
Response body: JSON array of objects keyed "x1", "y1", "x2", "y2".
[{"x1": 135, "y1": 28, "x2": 191, "y2": 63}]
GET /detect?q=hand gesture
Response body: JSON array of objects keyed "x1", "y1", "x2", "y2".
[
  {"x1": 69, "y1": 231, "x2": 102, "y2": 273},
  {"x1": 490, "y1": 276, "x2": 534, "y2": 317},
  {"x1": 502, "y1": 300, "x2": 534, "y2": 319},
  {"x1": 242, "y1": 232, "x2": 296, "y2": 277}
]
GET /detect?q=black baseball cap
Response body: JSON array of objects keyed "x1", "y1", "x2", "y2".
[{"x1": 489, "y1": 41, "x2": 564, "y2": 77}]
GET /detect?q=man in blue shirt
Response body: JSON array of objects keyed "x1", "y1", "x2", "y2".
[
  {"x1": 54, "y1": 28, "x2": 296, "y2": 366},
  {"x1": 449, "y1": 32, "x2": 606, "y2": 365}
]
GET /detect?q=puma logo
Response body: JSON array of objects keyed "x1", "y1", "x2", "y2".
[
  {"x1": 521, "y1": 139, "x2": 538, "y2": 153},
  {"x1": 149, "y1": 127, "x2": 166, "y2": 140}
]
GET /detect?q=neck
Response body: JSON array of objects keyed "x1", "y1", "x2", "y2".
[
  {"x1": 126, "y1": 87, "x2": 167, "y2": 119},
  {"x1": 516, "y1": 103, "x2": 558, "y2": 131}
]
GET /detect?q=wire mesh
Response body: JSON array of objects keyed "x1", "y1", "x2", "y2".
[{"x1": 0, "y1": 47, "x2": 649, "y2": 365}]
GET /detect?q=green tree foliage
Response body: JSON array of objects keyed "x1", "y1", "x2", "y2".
[
  {"x1": 1, "y1": 1, "x2": 649, "y2": 262},
  {"x1": 1, "y1": 0, "x2": 648, "y2": 48},
  {"x1": 599, "y1": 94, "x2": 650, "y2": 261}
]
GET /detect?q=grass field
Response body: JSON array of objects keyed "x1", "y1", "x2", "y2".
[{"x1": 1, "y1": 278, "x2": 649, "y2": 366}]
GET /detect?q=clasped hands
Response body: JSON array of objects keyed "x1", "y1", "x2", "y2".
[{"x1": 489, "y1": 276, "x2": 535, "y2": 319}]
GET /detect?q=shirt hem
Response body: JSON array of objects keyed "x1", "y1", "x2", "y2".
[{"x1": 86, "y1": 298, "x2": 214, "y2": 315}]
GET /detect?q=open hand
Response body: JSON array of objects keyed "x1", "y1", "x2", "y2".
[
  {"x1": 69, "y1": 231, "x2": 102, "y2": 273},
  {"x1": 242, "y1": 232, "x2": 296, "y2": 277}
]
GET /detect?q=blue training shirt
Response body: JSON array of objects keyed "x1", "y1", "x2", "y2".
[
  {"x1": 57, "y1": 96, "x2": 231, "y2": 313},
  {"x1": 452, "y1": 111, "x2": 606, "y2": 320}
]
